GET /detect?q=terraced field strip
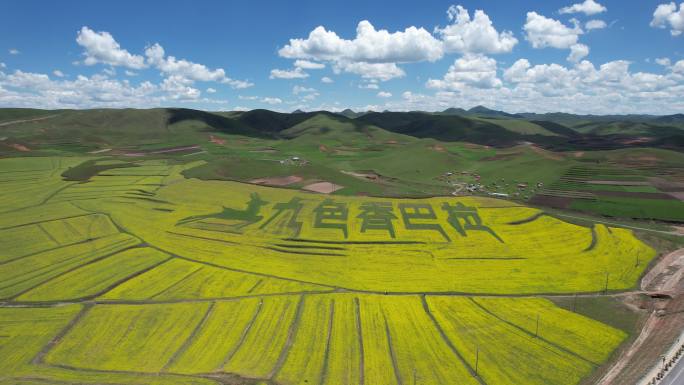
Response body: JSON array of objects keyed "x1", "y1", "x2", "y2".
[
  {"x1": 0, "y1": 305, "x2": 82, "y2": 373},
  {"x1": 45, "y1": 303, "x2": 211, "y2": 372},
  {"x1": 0, "y1": 233, "x2": 141, "y2": 299},
  {"x1": 17, "y1": 248, "x2": 172, "y2": 302}
]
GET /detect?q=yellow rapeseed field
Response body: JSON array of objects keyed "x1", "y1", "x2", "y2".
[{"x1": 0, "y1": 157, "x2": 654, "y2": 385}]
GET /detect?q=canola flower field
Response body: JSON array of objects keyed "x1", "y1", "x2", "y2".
[{"x1": 0, "y1": 157, "x2": 657, "y2": 385}]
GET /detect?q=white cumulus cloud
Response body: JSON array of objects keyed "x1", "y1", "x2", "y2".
[
  {"x1": 559, "y1": 0, "x2": 607, "y2": 16},
  {"x1": 76, "y1": 27, "x2": 147, "y2": 69},
  {"x1": 568, "y1": 43, "x2": 589, "y2": 63},
  {"x1": 377, "y1": 91, "x2": 392, "y2": 98},
  {"x1": 144, "y1": 43, "x2": 252, "y2": 89},
  {"x1": 585, "y1": 19, "x2": 607, "y2": 30},
  {"x1": 279, "y1": 20, "x2": 443, "y2": 64},
  {"x1": 651, "y1": 2, "x2": 684, "y2": 36},
  {"x1": 359, "y1": 83, "x2": 380, "y2": 90},
  {"x1": 293, "y1": 85, "x2": 317, "y2": 94},
  {"x1": 160, "y1": 75, "x2": 201, "y2": 100},
  {"x1": 524, "y1": 12, "x2": 583, "y2": 49},
  {"x1": 52, "y1": 70, "x2": 65, "y2": 77},
  {"x1": 269, "y1": 67, "x2": 309, "y2": 79},
  {"x1": 8, "y1": 49, "x2": 20, "y2": 55},
  {"x1": 294, "y1": 60, "x2": 325, "y2": 69},
  {"x1": 436, "y1": 5, "x2": 518, "y2": 54},
  {"x1": 261, "y1": 97, "x2": 283, "y2": 105},
  {"x1": 333, "y1": 61, "x2": 405, "y2": 81},
  {"x1": 278, "y1": 19, "x2": 442, "y2": 81},
  {"x1": 673, "y1": 59, "x2": 684, "y2": 73},
  {"x1": 427, "y1": 54, "x2": 502, "y2": 90},
  {"x1": 656, "y1": 57, "x2": 672, "y2": 67},
  {"x1": 321, "y1": 76, "x2": 334, "y2": 83}
]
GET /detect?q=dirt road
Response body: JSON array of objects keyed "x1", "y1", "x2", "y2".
[
  {"x1": 597, "y1": 248, "x2": 684, "y2": 385},
  {"x1": 0, "y1": 114, "x2": 59, "y2": 127}
]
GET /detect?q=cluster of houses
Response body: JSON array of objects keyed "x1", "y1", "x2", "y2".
[
  {"x1": 441, "y1": 171, "x2": 544, "y2": 200},
  {"x1": 279, "y1": 156, "x2": 308, "y2": 166}
]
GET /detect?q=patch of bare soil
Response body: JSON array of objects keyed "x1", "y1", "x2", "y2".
[
  {"x1": 151, "y1": 145, "x2": 201, "y2": 154},
  {"x1": 0, "y1": 114, "x2": 59, "y2": 127},
  {"x1": 319, "y1": 144, "x2": 330, "y2": 153},
  {"x1": 529, "y1": 194, "x2": 573, "y2": 209},
  {"x1": 209, "y1": 135, "x2": 226, "y2": 145},
  {"x1": 431, "y1": 144, "x2": 446, "y2": 152},
  {"x1": 574, "y1": 151, "x2": 585, "y2": 158},
  {"x1": 342, "y1": 170, "x2": 395, "y2": 186},
  {"x1": 88, "y1": 148, "x2": 112, "y2": 154},
  {"x1": 302, "y1": 181, "x2": 344, "y2": 194},
  {"x1": 250, "y1": 175, "x2": 303, "y2": 186},
  {"x1": 667, "y1": 192, "x2": 684, "y2": 201},
  {"x1": 648, "y1": 178, "x2": 684, "y2": 192},
  {"x1": 642, "y1": 249, "x2": 684, "y2": 293},
  {"x1": 342, "y1": 170, "x2": 380, "y2": 180},
  {"x1": 463, "y1": 143, "x2": 488, "y2": 149},
  {"x1": 385, "y1": 140, "x2": 399, "y2": 144},
  {"x1": 619, "y1": 137, "x2": 656, "y2": 145},
  {"x1": 10, "y1": 143, "x2": 30, "y2": 152}
]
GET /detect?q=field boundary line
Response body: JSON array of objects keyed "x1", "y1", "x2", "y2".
[
  {"x1": 0, "y1": 213, "x2": 92, "y2": 231},
  {"x1": 83, "y1": 255, "x2": 174, "y2": 300},
  {"x1": 469, "y1": 297, "x2": 599, "y2": 366},
  {"x1": 36, "y1": 223, "x2": 60, "y2": 245},
  {"x1": 7, "y1": 241, "x2": 142, "y2": 301},
  {"x1": 270, "y1": 294, "x2": 306, "y2": 379},
  {"x1": 162, "y1": 301, "x2": 216, "y2": 372},
  {"x1": 506, "y1": 212, "x2": 546, "y2": 225},
  {"x1": 583, "y1": 225, "x2": 598, "y2": 252},
  {"x1": 217, "y1": 298, "x2": 264, "y2": 371},
  {"x1": 31, "y1": 303, "x2": 93, "y2": 365},
  {"x1": 0, "y1": 182, "x2": 78, "y2": 216},
  {"x1": 0, "y1": 233, "x2": 115, "y2": 267},
  {"x1": 247, "y1": 279, "x2": 264, "y2": 294},
  {"x1": 319, "y1": 299, "x2": 336, "y2": 385},
  {"x1": 354, "y1": 297, "x2": 366, "y2": 385},
  {"x1": 382, "y1": 311, "x2": 404, "y2": 385},
  {"x1": 551, "y1": 213, "x2": 683, "y2": 236},
  {"x1": 421, "y1": 295, "x2": 487, "y2": 385},
  {"x1": 166, "y1": 252, "x2": 339, "y2": 291},
  {"x1": 148, "y1": 265, "x2": 205, "y2": 300},
  {"x1": 79, "y1": 209, "x2": 341, "y2": 291}
]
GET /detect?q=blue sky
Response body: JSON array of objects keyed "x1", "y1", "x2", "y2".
[{"x1": 1, "y1": 0, "x2": 683, "y2": 114}]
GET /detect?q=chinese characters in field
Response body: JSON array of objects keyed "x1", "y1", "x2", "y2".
[{"x1": 178, "y1": 194, "x2": 503, "y2": 242}]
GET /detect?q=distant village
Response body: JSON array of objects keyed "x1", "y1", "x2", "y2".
[{"x1": 439, "y1": 171, "x2": 544, "y2": 201}]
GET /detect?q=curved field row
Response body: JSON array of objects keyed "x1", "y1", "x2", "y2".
[{"x1": 88, "y1": 177, "x2": 655, "y2": 294}]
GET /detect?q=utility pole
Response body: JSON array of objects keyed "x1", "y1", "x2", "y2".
[
  {"x1": 635, "y1": 253, "x2": 640, "y2": 267},
  {"x1": 535, "y1": 314, "x2": 540, "y2": 338}
]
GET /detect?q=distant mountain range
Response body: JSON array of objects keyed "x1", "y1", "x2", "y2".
[
  {"x1": 1, "y1": 107, "x2": 683, "y2": 154},
  {"x1": 329, "y1": 106, "x2": 684, "y2": 125}
]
